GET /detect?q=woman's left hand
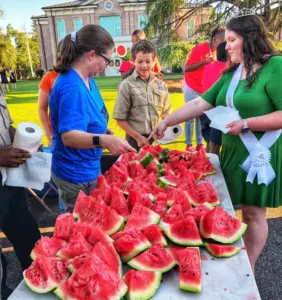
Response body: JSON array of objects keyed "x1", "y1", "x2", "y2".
[{"x1": 226, "y1": 120, "x2": 243, "y2": 135}]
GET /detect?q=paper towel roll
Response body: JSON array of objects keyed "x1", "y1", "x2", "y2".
[
  {"x1": 158, "y1": 124, "x2": 183, "y2": 144},
  {"x1": 13, "y1": 122, "x2": 43, "y2": 153}
]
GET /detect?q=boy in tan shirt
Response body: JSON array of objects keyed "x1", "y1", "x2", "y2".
[{"x1": 113, "y1": 40, "x2": 171, "y2": 150}]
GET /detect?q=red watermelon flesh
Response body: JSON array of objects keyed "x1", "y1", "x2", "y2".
[
  {"x1": 204, "y1": 243, "x2": 241, "y2": 258},
  {"x1": 166, "y1": 186, "x2": 177, "y2": 206},
  {"x1": 142, "y1": 224, "x2": 167, "y2": 247},
  {"x1": 86, "y1": 227, "x2": 113, "y2": 246},
  {"x1": 106, "y1": 163, "x2": 131, "y2": 185},
  {"x1": 184, "y1": 202, "x2": 214, "y2": 224},
  {"x1": 200, "y1": 206, "x2": 247, "y2": 244},
  {"x1": 53, "y1": 213, "x2": 74, "y2": 241},
  {"x1": 187, "y1": 182, "x2": 220, "y2": 207},
  {"x1": 125, "y1": 205, "x2": 160, "y2": 230},
  {"x1": 178, "y1": 247, "x2": 202, "y2": 293},
  {"x1": 167, "y1": 245, "x2": 185, "y2": 265},
  {"x1": 162, "y1": 217, "x2": 203, "y2": 246},
  {"x1": 31, "y1": 236, "x2": 66, "y2": 260},
  {"x1": 128, "y1": 244, "x2": 176, "y2": 273},
  {"x1": 120, "y1": 152, "x2": 136, "y2": 163},
  {"x1": 73, "y1": 190, "x2": 94, "y2": 220},
  {"x1": 113, "y1": 228, "x2": 151, "y2": 262},
  {"x1": 127, "y1": 190, "x2": 153, "y2": 212},
  {"x1": 24, "y1": 256, "x2": 69, "y2": 294},
  {"x1": 95, "y1": 175, "x2": 112, "y2": 205},
  {"x1": 128, "y1": 160, "x2": 147, "y2": 179},
  {"x1": 68, "y1": 253, "x2": 91, "y2": 273},
  {"x1": 71, "y1": 222, "x2": 91, "y2": 239},
  {"x1": 172, "y1": 189, "x2": 192, "y2": 212},
  {"x1": 110, "y1": 187, "x2": 129, "y2": 220},
  {"x1": 123, "y1": 270, "x2": 162, "y2": 300},
  {"x1": 57, "y1": 232, "x2": 93, "y2": 259},
  {"x1": 191, "y1": 157, "x2": 216, "y2": 176},
  {"x1": 93, "y1": 242, "x2": 122, "y2": 277},
  {"x1": 160, "y1": 204, "x2": 183, "y2": 228},
  {"x1": 151, "y1": 193, "x2": 167, "y2": 218},
  {"x1": 124, "y1": 180, "x2": 143, "y2": 195}
]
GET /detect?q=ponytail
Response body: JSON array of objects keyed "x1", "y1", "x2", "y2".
[{"x1": 54, "y1": 25, "x2": 114, "y2": 74}]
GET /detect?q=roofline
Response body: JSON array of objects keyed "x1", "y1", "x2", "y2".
[
  {"x1": 42, "y1": 4, "x2": 98, "y2": 9},
  {"x1": 31, "y1": 15, "x2": 48, "y2": 19},
  {"x1": 119, "y1": 1, "x2": 147, "y2": 6}
]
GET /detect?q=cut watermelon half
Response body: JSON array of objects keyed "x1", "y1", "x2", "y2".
[
  {"x1": 123, "y1": 270, "x2": 162, "y2": 300},
  {"x1": 30, "y1": 236, "x2": 66, "y2": 260},
  {"x1": 187, "y1": 182, "x2": 220, "y2": 207},
  {"x1": 24, "y1": 257, "x2": 69, "y2": 294},
  {"x1": 178, "y1": 247, "x2": 202, "y2": 293},
  {"x1": 53, "y1": 213, "x2": 74, "y2": 241},
  {"x1": 128, "y1": 245, "x2": 176, "y2": 273},
  {"x1": 184, "y1": 202, "x2": 214, "y2": 224},
  {"x1": 204, "y1": 243, "x2": 241, "y2": 258},
  {"x1": 113, "y1": 228, "x2": 151, "y2": 262},
  {"x1": 200, "y1": 206, "x2": 247, "y2": 244},
  {"x1": 142, "y1": 224, "x2": 167, "y2": 247},
  {"x1": 162, "y1": 217, "x2": 203, "y2": 246},
  {"x1": 125, "y1": 205, "x2": 160, "y2": 230}
]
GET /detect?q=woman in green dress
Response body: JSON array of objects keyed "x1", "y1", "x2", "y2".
[{"x1": 150, "y1": 13, "x2": 282, "y2": 271}]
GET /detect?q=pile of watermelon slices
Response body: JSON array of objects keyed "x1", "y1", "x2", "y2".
[{"x1": 24, "y1": 145, "x2": 248, "y2": 299}]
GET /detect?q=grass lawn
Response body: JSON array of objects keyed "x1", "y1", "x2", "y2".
[{"x1": 4, "y1": 75, "x2": 193, "y2": 150}]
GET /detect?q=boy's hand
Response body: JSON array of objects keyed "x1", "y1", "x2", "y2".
[{"x1": 136, "y1": 135, "x2": 149, "y2": 148}]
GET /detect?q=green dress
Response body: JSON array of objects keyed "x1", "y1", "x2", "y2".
[{"x1": 202, "y1": 56, "x2": 282, "y2": 208}]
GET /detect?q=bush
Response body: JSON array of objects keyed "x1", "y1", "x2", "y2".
[{"x1": 36, "y1": 69, "x2": 45, "y2": 78}]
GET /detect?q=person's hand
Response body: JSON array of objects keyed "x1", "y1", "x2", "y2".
[
  {"x1": 106, "y1": 128, "x2": 114, "y2": 135},
  {"x1": 0, "y1": 146, "x2": 31, "y2": 168},
  {"x1": 136, "y1": 135, "x2": 149, "y2": 148},
  {"x1": 148, "y1": 120, "x2": 168, "y2": 140},
  {"x1": 226, "y1": 120, "x2": 244, "y2": 135},
  {"x1": 155, "y1": 72, "x2": 163, "y2": 80},
  {"x1": 100, "y1": 135, "x2": 136, "y2": 155},
  {"x1": 203, "y1": 56, "x2": 215, "y2": 65}
]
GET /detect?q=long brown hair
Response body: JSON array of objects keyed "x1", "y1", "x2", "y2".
[
  {"x1": 225, "y1": 15, "x2": 279, "y2": 88},
  {"x1": 54, "y1": 24, "x2": 114, "y2": 74}
]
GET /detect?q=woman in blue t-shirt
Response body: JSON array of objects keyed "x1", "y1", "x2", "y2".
[{"x1": 49, "y1": 25, "x2": 135, "y2": 209}]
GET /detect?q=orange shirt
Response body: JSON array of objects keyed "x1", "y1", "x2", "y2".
[{"x1": 39, "y1": 71, "x2": 59, "y2": 94}]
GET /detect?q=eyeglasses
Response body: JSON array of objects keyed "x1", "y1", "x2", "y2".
[{"x1": 99, "y1": 53, "x2": 113, "y2": 67}]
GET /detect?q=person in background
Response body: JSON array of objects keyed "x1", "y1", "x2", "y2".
[
  {"x1": 49, "y1": 25, "x2": 135, "y2": 209},
  {"x1": 114, "y1": 40, "x2": 171, "y2": 150},
  {"x1": 119, "y1": 29, "x2": 162, "y2": 80},
  {"x1": 183, "y1": 26, "x2": 225, "y2": 152},
  {"x1": 9, "y1": 69, "x2": 16, "y2": 90},
  {"x1": 202, "y1": 41, "x2": 228, "y2": 155},
  {"x1": 0, "y1": 69, "x2": 9, "y2": 93},
  {"x1": 38, "y1": 70, "x2": 59, "y2": 147}
]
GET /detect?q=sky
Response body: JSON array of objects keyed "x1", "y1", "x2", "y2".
[{"x1": 0, "y1": 0, "x2": 62, "y2": 32}]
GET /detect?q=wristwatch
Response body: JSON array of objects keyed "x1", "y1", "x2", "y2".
[
  {"x1": 241, "y1": 119, "x2": 250, "y2": 134},
  {"x1": 93, "y1": 136, "x2": 101, "y2": 147}
]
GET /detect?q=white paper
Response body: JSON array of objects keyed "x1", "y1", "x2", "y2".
[
  {"x1": 158, "y1": 124, "x2": 183, "y2": 144},
  {"x1": 204, "y1": 106, "x2": 241, "y2": 134}
]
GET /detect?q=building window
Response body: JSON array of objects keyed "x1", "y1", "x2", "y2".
[
  {"x1": 138, "y1": 14, "x2": 147, "y2": 30},
  {"x1": 100, "y1": 16, "x2": 121, "y2": 37},
  {"x1": 187, "y1": 19, "x2": 195, "y2": 39},
  {"x1": 57, "y1": 19, "x2": 66, "y2": 41},
  {"x1": 74, "y1": 18, "x2": 83, "y2": 31}
]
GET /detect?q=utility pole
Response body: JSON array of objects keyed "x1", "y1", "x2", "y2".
[{"x1": 22, "y1": 23, "x2": 35, "y2": 77}]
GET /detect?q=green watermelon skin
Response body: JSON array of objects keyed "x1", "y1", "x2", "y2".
[
  {"x1": 123, "y1": 270, "x2": 162, "y2": 300},
  {"x1": 178, "y1": 247, "x2": 202, "y2": 293},
  {"x1": 205, "y1": 243, "x2": 241, "y2": 258},
  {"x1": 200, "y1": 206, "x2": 247, "y2": 244}
]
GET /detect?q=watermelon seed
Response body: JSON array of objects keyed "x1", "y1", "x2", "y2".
[{"x1": 246, "y1": 274, "x2": 250, "y2": 277}]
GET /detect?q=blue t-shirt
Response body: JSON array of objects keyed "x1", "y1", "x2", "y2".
[{"x1": 49, "y1": 68, "x2": 108, "y2": 183}]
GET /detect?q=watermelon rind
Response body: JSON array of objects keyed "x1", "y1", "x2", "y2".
[
  {"x1": 53, "y1": 287, "x2": 64, "y2": 300},
  {"x1": 123, "y1": 271, "x2": 162, "y2": 300},
  {"x1": 24, "y1": 270, "x2": 57, "y2": 294},
  {"x1": 162, "y1": 220, "x2": 203, "y2": 246},
  {"x1": 140, "y1": 153, "x2": 154, "y2": 168},
  {"x1": 120, "y1": 240, "x2": 152, "y2": 263},
  {"x1": 204, "y1": 243, "x2": 241, "y2": 258},
  {"x1": 157, "y1": 176, "x2": 177, "y2": 188}
]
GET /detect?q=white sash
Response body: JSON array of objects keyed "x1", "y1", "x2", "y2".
[{"x1": 226, "y1": 64, "x2": 281, "y2": 186}]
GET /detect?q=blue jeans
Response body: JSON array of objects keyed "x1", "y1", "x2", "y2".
[{"x1": 183, "y1": 82, "x2": 203, "y2": 145}]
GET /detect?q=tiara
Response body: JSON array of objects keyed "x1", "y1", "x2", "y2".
[{"x1": 225, "y1": 7, "x2": 257, "y2": 22}]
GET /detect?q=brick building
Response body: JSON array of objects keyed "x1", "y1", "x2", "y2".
[{"x1": 32, "y1": 0, "x2": 211, "y2": 76}]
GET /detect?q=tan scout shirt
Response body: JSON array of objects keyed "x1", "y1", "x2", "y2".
[
  {"x1": 0, "y1": 85, "x2": 13, "y2": 147},
  {"x1": 113, "y1": 71, "x2": 171, "y2": 136}
]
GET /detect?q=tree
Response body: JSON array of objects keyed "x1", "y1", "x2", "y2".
[{"x1": 146, "y1": 0, "x2": 282, "y2": 44}]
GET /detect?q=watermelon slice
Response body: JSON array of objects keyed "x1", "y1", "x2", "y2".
[
  {"x1": 142, "y1": 224, "x2": 167, "y2": 247},
  {"x1": 128, "y1": 160, "x2": 148, "y2": 180},
  {"x1": 110, "y1": 186, "x2": 130, "y2": 220},
  {"x1": 200, "y1": 206, "x2": 247, "y2": 244},
  {"x1": 127, "y1": 190, "x2": 153, "y2": 212},
  {"x1": 73, "y1": 190, "x2": 93, "y2": 220},
  {"x1": 187, "y1": 182, "x2": 220, "y2": 207},
  {"x1": 86, "y1": 227, "x2": 113, "y2": 246},
  {"x1": 30, "y1": 236, "x2": 66, "y2": 260},
  {"x1": 151, "y1": 192, "x2": 167, "y2": 218},
  {"x1": 162, "y1": 217, "x2": 203, "y2": 246},
  {"x1": 94, "y1": 175, "x2": 112, "y2": 205},
  {"x1": 56, "y1": 232, "x2": 93, "y2": 259},
  {"x1": 184, "y1": 202, "x2": 214, "y2": 224},
  {"x1": 178, "y1": 247, "x2": 202, "y2": 293},
  {"x1": 140, "y1": 152, "x2": 154, "y2": 168},
  {"x1": 128, "y1": 245, "x2": 176, "y2": 273},
  {"x1": 190, "y1": 156, "x2": 216, "y2": 176},
  {"x1": 157, "y1": 175, "x2": 178, "y2": 188},
  {"x1": 123, "y1": 270, "x2": 162, "y2": 300},
  {"x1": 68, "y1": 253, "x2": 91, "y2": 273},
  {"x1": 167, "y1": 245, "x2": 185, "y2": 265},
  {"x1": 159, "y1": 204, "x2": 183, "y2": 229},
  {"x1": 53, "y1": 213, "x2": 74, "y2": 241},
  {"x1": 106, "y1": 163, "x2": 132, "y2": 185},
  {"x1": 71, "y1": 222, "x2": 91, "y2": 239},
  {"x1": 172, "y1": 189, "x2": 192, "y2": 212},
  {"x1": 159, "y1": 149, "x2": 170, "y2": 162},
  {"x1": 147, "y1": 159, "x2": 165, "y2": 176},
  {"x1": 204, "y1": 243, "x2": 241, "y2": 258},
  {"x1": 93, "y1": 242, "x2": 123, "y2": 277},
  {"x1": 113, "y1": 229, "x2": 151, "y2": 262},
  {"x1": 125, "y1": 205, "x2": 160, "y2": 230},
  {"x1": 24, "y1": 257, "x2": 69, "y2": 293}
]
